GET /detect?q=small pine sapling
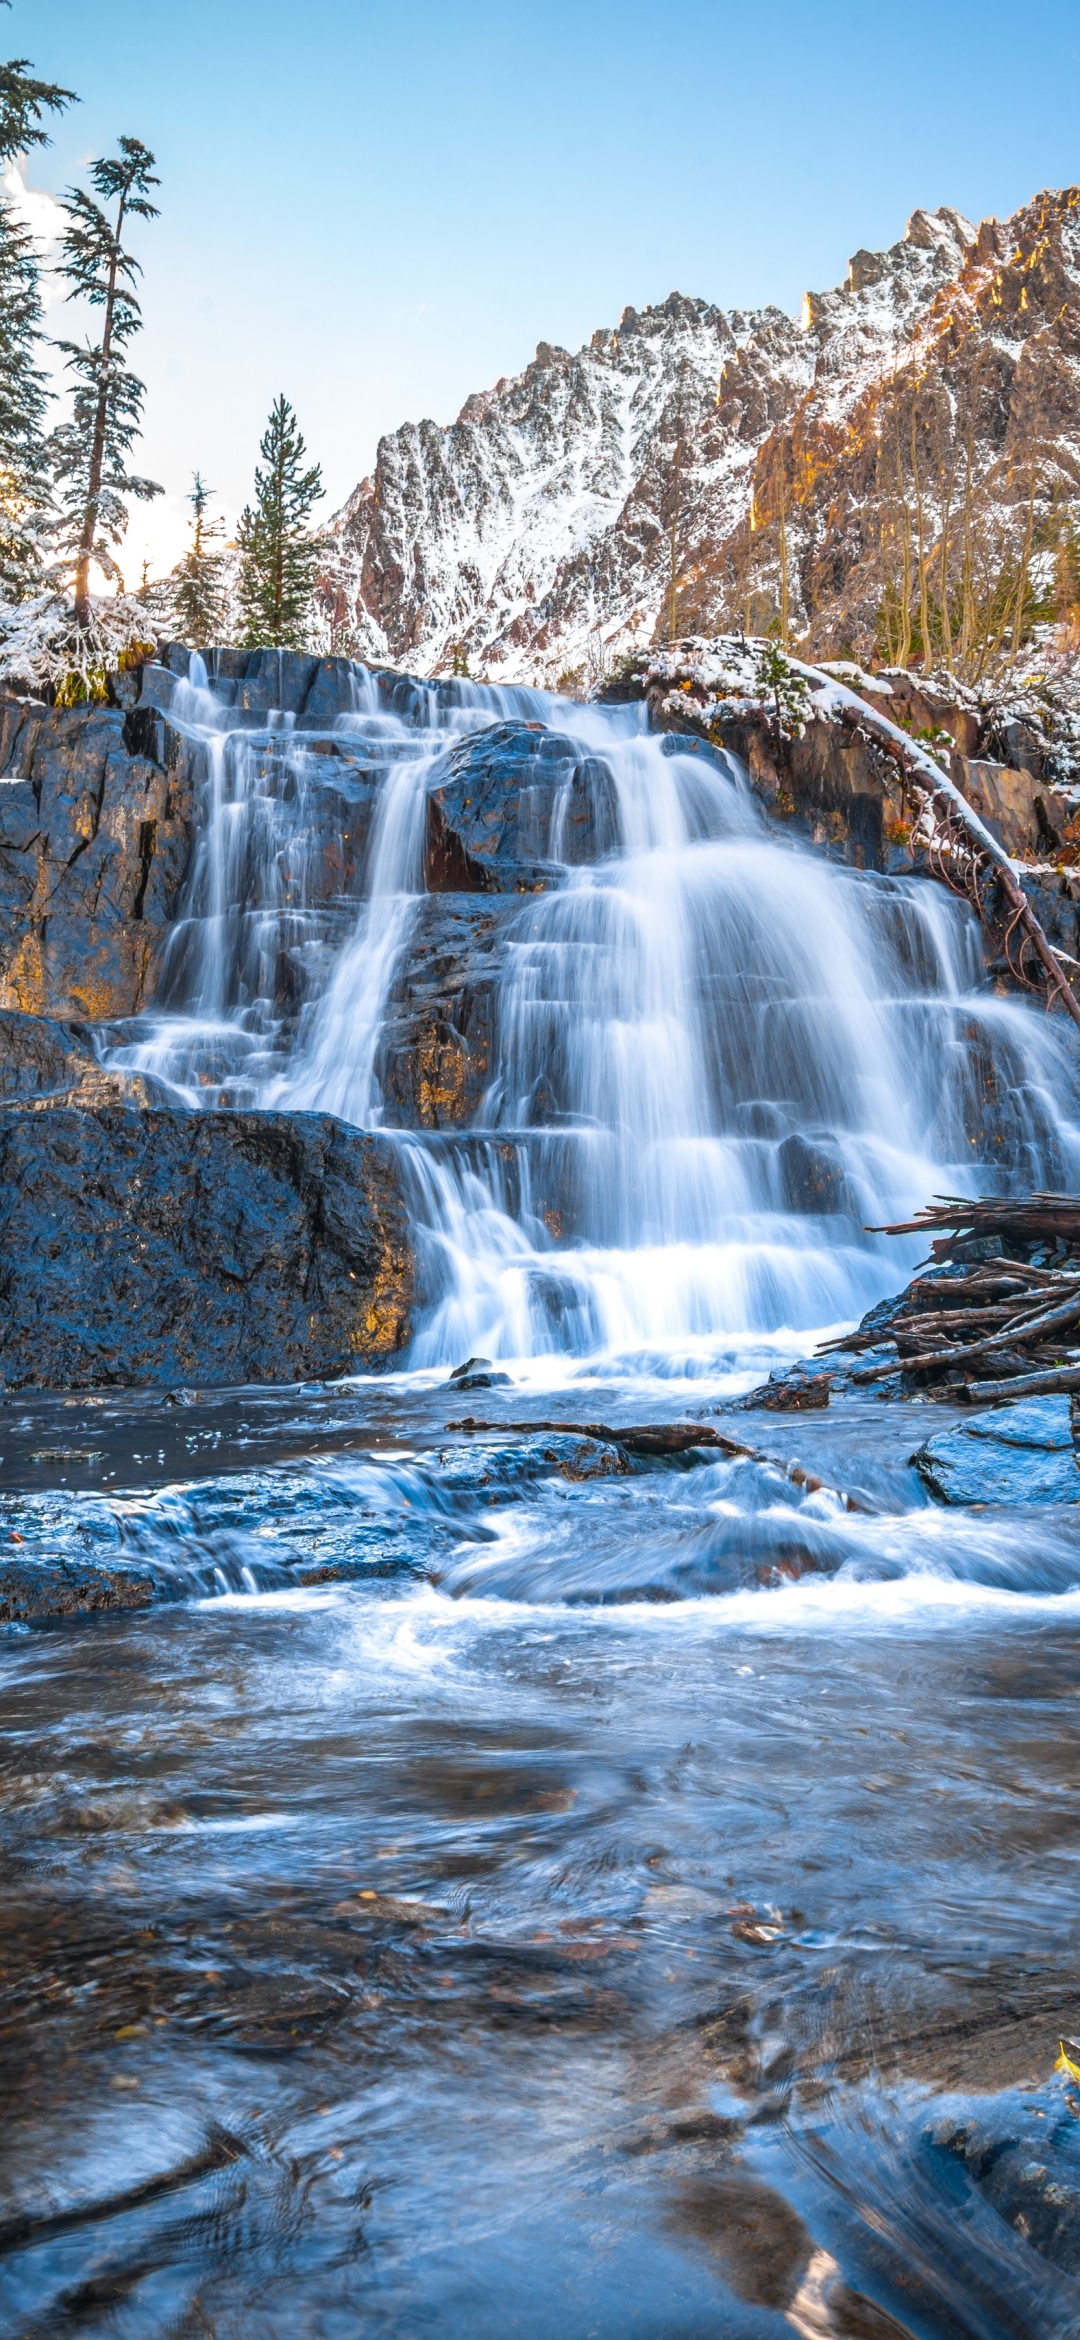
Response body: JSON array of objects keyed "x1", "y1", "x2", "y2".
[
  {"x1": 236, "y1": 396, "x2": 323, "y2": 650},
  {"x1": 753, "y1": 639, "x2": 809, "y2": 736},
  {"x1": 173, "y1": 472, "x2": 227, "y2": 648}
]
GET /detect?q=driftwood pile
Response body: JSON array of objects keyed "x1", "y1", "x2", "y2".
[{"x1": 819, "y1": 1192, "x2": 1080, "y2": 1400}]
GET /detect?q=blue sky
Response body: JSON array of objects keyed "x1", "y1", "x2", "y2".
[{"x1": 24, "y1": 0, "x2": 1080, "y2": 579}]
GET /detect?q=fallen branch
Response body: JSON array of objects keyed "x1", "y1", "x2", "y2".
[
  {"x1": 788, "y1": 659, "x2": 1080, "y2": 1032},
  {"x1": 956, "y1": 1364, "x2": 1080, "y2": 1403},
  {"x1": 444, "y1": 1416, "x2": 870, "y2": 1510}
]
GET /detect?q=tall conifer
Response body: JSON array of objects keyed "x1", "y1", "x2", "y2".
[
  {"x1": 237, "y1": 396, "x2": 323, "y2": 649},
  {"x1": 0, "y1": 26, "x2": 76, "y2": 597},
  {"x1": 51, "y1": 136, "x2": 161, "y2": 627}
]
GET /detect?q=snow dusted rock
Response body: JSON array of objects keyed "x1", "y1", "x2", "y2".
[{"x1": 318, "y1": 187, "x2": 1080, "y2": 685}]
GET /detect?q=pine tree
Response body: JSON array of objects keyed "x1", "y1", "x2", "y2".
[
  {"x1": 50, "y1": 136, "x2": 161, "y2": 628},
  {"x1": 172, "y1": 472, "x2": 227, "y2": 648},
  {"x1": 0, "y1": 32, "x2": 76, "y2": 597},
  {"x1": 237, "y1": 396, "x2": 323, "y2": 649}
]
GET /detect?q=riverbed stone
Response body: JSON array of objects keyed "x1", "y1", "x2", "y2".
[
  {"x1": 0, "y1": 1107, "x2": 414, "y2": 1390},
  {"x1": 0, "y1": 1559, "x2": 154, "y2": 1625},
  {"x1": 913, "y1": 1395, "x2": 1080, "y2": 1505}
]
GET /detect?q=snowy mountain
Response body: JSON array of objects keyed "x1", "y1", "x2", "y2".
[{"x1": 316, "y1": 187, "x2": 1080, "y2": 686}]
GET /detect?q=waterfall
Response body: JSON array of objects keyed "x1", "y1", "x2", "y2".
[{"x1": 107, "y1": 656, "x2": 1080, "y2": 1369}]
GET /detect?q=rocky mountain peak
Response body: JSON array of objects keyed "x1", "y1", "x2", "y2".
[{"x1": 316, "y1": 184, "x2": 1080, "y2": 686}]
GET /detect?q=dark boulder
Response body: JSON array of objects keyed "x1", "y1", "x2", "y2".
[
  {"x1": 425, "y1": 722, "x2": 617, "y2": 892},
  {"x1": 778, "y1": 1133, "x2": 849, "y2": 1215},
  {"x1": 375, "y1": 894, "x2": 521, "y2": 1127},
  {"x1": 0, "y1": 1107, "x2": 414, "y2": 1390},
  {"x1": 0, "y1": 1008, "x2": 97, "y2": 1099},
  {"x1": 737, "y1": 1371, "x2": 832, "y2": 1411}
]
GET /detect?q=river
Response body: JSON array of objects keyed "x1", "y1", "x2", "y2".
[{"x1": 3, "y1": 660, "x2": 1080, "y2": 2336}]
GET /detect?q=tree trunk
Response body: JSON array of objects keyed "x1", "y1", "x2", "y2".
[{"x1": 73, "y1": 198, "x2": 126, "y2": 633}]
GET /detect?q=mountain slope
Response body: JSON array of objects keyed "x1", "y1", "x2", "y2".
[{"x1": 317, "y1": 188, "x2": 1080, "y2": 685}]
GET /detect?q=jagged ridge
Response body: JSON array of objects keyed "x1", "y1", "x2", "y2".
[{"x1": 317, "y1": 189, "x2": 1080, "y2": 687}]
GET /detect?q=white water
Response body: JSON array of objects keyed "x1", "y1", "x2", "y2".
[{"x1": 107, "y1": 656, "x2": 1080, "y2": 1369}]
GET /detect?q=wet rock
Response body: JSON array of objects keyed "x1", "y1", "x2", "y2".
[
  {"x1": 425, "y1": 722, "x2": 616, "y2": 891},
  {"x1": 0, "y1": 1008, "x2": 97, "y2": 1099},
  {"x1": 447, "y1": 1355, "x2": 513, "y2": 1391},
  {"x1": 375, "y1": 894, "x2": 520, "y2": 1128},
  {"x1": 778, "y1": 1134, "x2": 848, "y2": 1215},
  {"x1": 913, "y1": 1396, "x2": 1080, "y2": 1505},
  {"x1": 0, "y1": 1107, "x2": 413, "y2": 1390},
  {"x1": 737, "y1": 1371, "x2": 832, "y2": 1412},
  {"x1": 0, "y1": 1559, "x2": 153, "y2": 1624},
  {"x1": 0, "y1": 692, "x2": 195, "y2": 1021},
  {"x1": 933, "y1": 2101, "x2": 1080, "y2": 2279}
]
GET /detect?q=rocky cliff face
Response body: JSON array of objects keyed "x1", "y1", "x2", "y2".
[
  {"x1": 0, "y1": 694, "x2": 193, "y2": 1021},
  {"x1": 0, "y1": 1109, "x2": 413, "y2": 1389},
  {"x1": 318, "y1": 188, "x2": 1080, "y2": 684}
]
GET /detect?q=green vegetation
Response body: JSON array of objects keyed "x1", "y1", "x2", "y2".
[
  {"x1": 0, "y1": 33, "x2": 74, "y2": 596},
  {"x1": 51, "y1": 136, "x2": 161, "y2": 628},
  {"x1": 236, "y1": 396, "x2": 323, "y2": 651},
  {"x1": 173, "y1": 473, "x2": 228, "y2": 649}
]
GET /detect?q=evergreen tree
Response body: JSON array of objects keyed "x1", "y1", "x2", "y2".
[
  {"x1": 237, "y1": 396, "x2": 323, "y2": 649},
  {"x1": 173, "y1": 471, "x2": 227, "y2": 647},
  {"x1": 0, "y1": 27, "x2": 76, "y2": 597},
  {"x1": 50, "y1": 135, "x2": 161, "y2": 628}
]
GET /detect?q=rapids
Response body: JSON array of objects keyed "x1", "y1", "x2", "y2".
[{"x1": 5, "y1": 660, "x2": 1080, "y2": 2336}]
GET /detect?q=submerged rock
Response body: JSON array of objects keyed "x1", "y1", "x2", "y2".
[
  {"x1": 913, "y1": 1396, "x2": 1080, "y2": 1505},
  {"x1": 0, "y1": 1559, "x2": 154, "y2": 1624},
  {"x1": 0, "y1": 1107, "x2": 413, "y2": 1390}
]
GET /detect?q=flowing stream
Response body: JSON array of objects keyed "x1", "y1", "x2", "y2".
[{"x1": 4, "y1": 660, "x2": 1080, "y2": 2336}]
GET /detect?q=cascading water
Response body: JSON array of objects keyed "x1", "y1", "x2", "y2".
[
  {"x1": 106, "y1": 654, "x2": 1080, "y2": 1371},
  {"x1": 16, "y1": 658, "x2": 1080, "y2": 2339}
]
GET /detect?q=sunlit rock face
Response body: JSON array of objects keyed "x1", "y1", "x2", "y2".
[
  {"x1": 318, "y1": 188, "x2": 1080, "y2": 683},
  {"x1": 0, "y1": 695, "x2": 194, "y2": 1021},
  {"x1": 0, "y1": 1108, "x2": 413, "y2": 1389}
]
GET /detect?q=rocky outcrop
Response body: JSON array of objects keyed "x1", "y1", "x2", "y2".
[
  {"x1": 0, "y1": 1108, "x2": 413, "y2": 1389},
  {"x1": 426, "y1": 721, "x2": 617, "y2": 891},
  {"x1": 375, "y1": 895, "x2": 519, "y2": 1128},
  {"x1": 0, "y1": 692, "x2": 195, "y2": 1022},
  {"x1": 316, "y1": 187, "x2": 1080, "y2": 684}
]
